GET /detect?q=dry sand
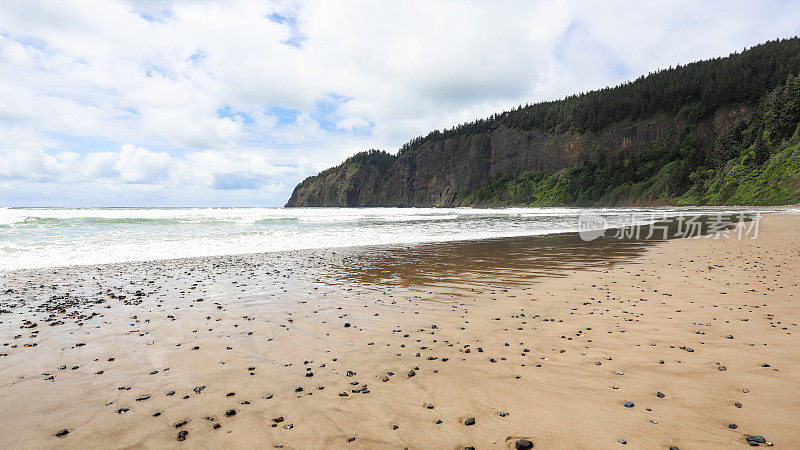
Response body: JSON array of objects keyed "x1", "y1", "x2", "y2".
[{"x1": 0, "y1": 213, "x2": 798, "y2": 449}]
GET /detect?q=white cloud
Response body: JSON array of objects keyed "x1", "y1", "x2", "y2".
[
  {"x1": 116, "y1": 144, "x2": 171, "y2": 183},
  {"x1": 0, "y1": 0, "x2": 799, "y2": 205},
  {"x1": 0, "y1": 142, "x2": 295, "y2": 186}
]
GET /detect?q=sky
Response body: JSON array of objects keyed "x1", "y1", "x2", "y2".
[{"x1": 1, "y1": 0, "x2": 799, "y2": 207}]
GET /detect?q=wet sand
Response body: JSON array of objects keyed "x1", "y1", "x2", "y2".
[{"x1": 0, "y1": 213, "x2": 798, "y2": 449}]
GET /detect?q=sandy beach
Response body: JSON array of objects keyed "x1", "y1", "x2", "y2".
[{"x1": 1, "y1": 213, "x2": 798, "y2": 449}]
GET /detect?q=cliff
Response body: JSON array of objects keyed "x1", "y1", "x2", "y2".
[
  {"x1": 286, "y1": 38, "x2": 800, "y2": 207},
  {"x1": 288, "y1": 115, "x2": 691, "y2": 206}
]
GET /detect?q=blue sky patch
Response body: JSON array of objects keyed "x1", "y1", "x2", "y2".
[{"x1": 266, "y1": 11, "x2": 307, "y2": 48}]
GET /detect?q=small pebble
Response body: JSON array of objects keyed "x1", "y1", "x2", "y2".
[{"x1": 515, "y1": 438, "x2": 534, "y2": 449}]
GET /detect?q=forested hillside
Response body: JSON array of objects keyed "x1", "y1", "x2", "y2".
[{"x1": 286, "y1": 38, "x2": 800, "y2": 207}]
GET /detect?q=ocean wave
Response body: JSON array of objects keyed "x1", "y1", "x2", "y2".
[{"x1": 11, "y1": 216, "x2": 243, "y2": 226}]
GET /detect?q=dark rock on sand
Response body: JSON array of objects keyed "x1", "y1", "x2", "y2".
[
  {"x1": 464, "y1": 417, "x2": 476, "y2": 426},
  {"x1": 515, "y1": 438, "x2": 534, "y2": 449}
]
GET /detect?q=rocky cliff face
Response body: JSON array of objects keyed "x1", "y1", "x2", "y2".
[{"x1": 285, "y1": 108, "x2": 747, "y2": 207}]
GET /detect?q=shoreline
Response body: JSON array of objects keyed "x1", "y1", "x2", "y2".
[
  {"x1": 1, "y1": 207, "x2": 781, "y2": 275},
  {"x1": 1, "y1": 213, "x2": 798, "y2": 448}
]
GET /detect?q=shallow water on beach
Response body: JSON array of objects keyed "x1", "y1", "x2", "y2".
[
  {"x1": 0, "y1": 206, "x2": 783, "y2": 271},
  {"x1": 0, "y1": 212, "x2": 759, "y2": 317}
]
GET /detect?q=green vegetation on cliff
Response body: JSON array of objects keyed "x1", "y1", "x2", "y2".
[
  {"x1": 463, "y1": 72, "x2": 800, "y2": 206},
  {"x1": 402, "y1": 38, "x2": 800, "y2": 152}
]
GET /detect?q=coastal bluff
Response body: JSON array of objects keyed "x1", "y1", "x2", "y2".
[
  {"x1": 287, "y1": 38, "x2": 800, "y2": 207},
  {"x1": 285, "y1": 110, "x2": 742, "y2": 207}
]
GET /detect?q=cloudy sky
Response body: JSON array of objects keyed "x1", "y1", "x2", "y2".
[{"x1": 1, "y1": 0, "x2": 799, "y2": 206}]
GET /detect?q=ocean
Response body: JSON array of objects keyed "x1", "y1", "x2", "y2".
[{"x1": 0, "y1": 206, "x2": 784, "y2": 272}]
